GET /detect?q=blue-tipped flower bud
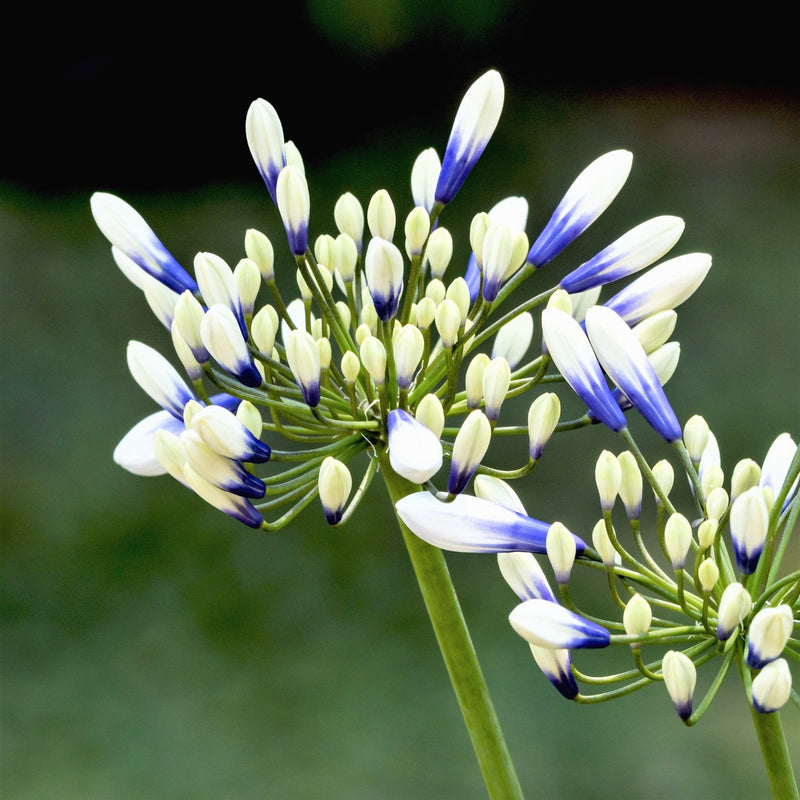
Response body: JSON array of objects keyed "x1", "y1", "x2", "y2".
[
  {"x1": 509, "y1": 599, "x2": 610, "y2": 649},
  {"x1": 91, "y1": 193, "x2": 199, "y2": 295},
  {"x1": 448, "y1": 410, "x2": 491, "y2": 494},
  {"x1": 729, "y1": 486, "x2": 769, "y2": 574},
  {"x1": 662, "y1": 650, "x2": 696, "y2": 721},
  {"x1": 126, "y1": 340, "x2": 195, "y2": 420},
  {"x1": 760, "y1": 433, "x2": 798, "y2": 510},
  {"x1": 387, "y1": 409, "x2": 443, "y2": 484},
  {"x1": 200, "y1": 305, "x2": 262, "y2": 388},
  {"x1": 190, "y1": 403, "x2": 270, "y2": 463},
  {"x1": 617, "y1": 451, "x2": 643, "y2": 519},
  {"x1": 560, "y1": 215, "x2": 684, "y2": 293},
  {"x1": 181, "y1": 430, "x2": 265, "y2": 499},
  {"x1": 482, "y1": 357, "x2": 511, "y2": 423},
  {"x1": 585, "y1": 305, "x2": 681, "y2": 442},
  {"x1": 365, "y1": 237, "x2": 404, "y2": 321},
  {"x1": 115, "y1": 409, "x2": 186, "y2": 476},
  {"x1": 664, "y1": 513, "x2": 693, "y2": 571},
  {"x1": 746, "y1": 605, "x2": 793, "y2": 669},
  {"x1": 285, "y1": 329, "x2": 321, "y2": 407},
  {"x1": 716, "y1": 582, "x2": 752, "y2": 641},
  {"x1": 245, "y1": 98, "x2": 286, "y2": 204},
  {"x1": 530, "y1": 644, "x2": 579, "y2": 700},
  {"x1": 752, "y1": 658, "x2": 792, "y2": 713},
  {"x1": 318, "y1": 457, "x2": 352, "y2": 525},
  {"x1": 396, "y1": 493, "x2": 557, "y2": 553},
  {"x1": 276, "y1": 165, "x2": 310, "y2": 255},
  {"x1": 184, "y1": 464, "x2": 263, "y2": 529},
  {"x1": 527, "y1": 393, "x2": 560, "y2": 461},
  {"x1": 194, "y1": 251, "x2": 247, "y2": 337},
  {"x1": 393, "y1": 325, "x2": 425, "y2": 389},
  {"x1": 541, "y1": 308, "x2": 627, "y2": 432},
  {"x1": 527, "y1": 150, "x2": 633, "y2": 267},
  {"x1": 435, "y1": 70, "x2": 505, "y2": 205}
]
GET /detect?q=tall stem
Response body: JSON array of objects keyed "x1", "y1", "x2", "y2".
[
  {"x1": 749, "y1": 704, "x2": 799, "y2": 799},
  {"x1": 381, "y1": 453, "x2": 525, "y2": 800}
]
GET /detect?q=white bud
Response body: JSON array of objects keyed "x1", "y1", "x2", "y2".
[
  {"x1": 393, "y1": 324, "x2": 425, "y2": 389},
  {"x1": 731, "y1": 458, "x2": 761, "y2": 502},
  {"x1": 651, "y1": 459, "x2": 674, "y2": 505},
  {"x1": 411, "y1": 147, "x2": 441, "y2": 211},
  {"x1": 697, "y1": 559, "x2": 719, "y2": 593},
  {"x1": 591, "y1": 519, "x2": 620, "y2": 567},
  {"x1": 492, "y1": 312, "x2": 533, "y2": 370},
  {"x1": 716, "y1": 582, "x2": 752, "y2": 641},
  {"x1": 527, "y1": 393, "x2": 560, "y2": 461},
  {"x1": 427, "y1": 227, "x2": 453, "y2": 279},
  {"x1": 664, "y1": 512, "x2": 693, "y2": 570},
  {"x1": 595, "y1": 450, "x2": 621, "y2": 512},
  {"x1": 746, "y1": 605, "x2": 793, "y2": 669},
  {"x1": 482, "y1": 357, "x2": 511, "y2": 422},
  {"x1": 404, "y1": 206, "x2": 430, "y2": 258},
  {"x1": 435, "y1": 299, "x2": 462, "y2": 348},
  {"x1": 623, "y1": 594, "x2": 652, "y2": 638},
  {"x1": 684, "y1": 415, "x2": 710, "y2": 464},
  {"x1": 546, "y1": 521, "x2": 576, "y2": 583},
  {"x1": 662, "y1": 650, "x2": 696, "y2": 721},
  {"x1": 367, "y1": 189, "x2": 396, "y2": 241},
  {"x1": 234, "y1": 258, "x2": 261, "y2": 316},
  {"x1": 617, "y1": 451, "x2": 643, "y2": 520},
  {"x1": 318, "y1": 457, "x2": 352, "y2": 525},
  {"x1": 334, "y1": 192, "x2": 365, "y2": 250},
  {"x1": 415, "y1": 394, "x2": 445, "y2": 439},
  {"x1": 245, "y1": 228, "x2": 275, "y2": 281},
  {"x1": 752, "y1": 658, "x2": 792, "y2": 713},
  {"x1": 360, "y1": 336, "x2": 387, "y2": 386}
]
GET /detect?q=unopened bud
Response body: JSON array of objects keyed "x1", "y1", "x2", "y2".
[
  {"x1": 701, "y1": 464, "x2": 725, "y2": 497},
  {"x1": 662, "y1": 650, "x2": 696, "y2": 721},
  {"x1": 404, "y1": 206, "x2": 430, "y2": 257},
  {"x1": 527, "y1": 393, "x2": 560, "y2": 461},
  {"x1": 425, "y1": 278, "x2": 446, "y2": 306},
  {"x1": 592, "y1": 519, "x2": 620, "y2": 567},
  {"x1": 632, "y1": 310, "x2": 677, "y2": 353},
  {"x1": 360, "y1": 336, "x2": 387, "y2": 386},
  {"x1": 731, "y1": 458, "x2": 761, "y2": 502},
  {"x1": 546, "y1": 289, "x2": 572, "y2": 316},
  {"x1": 341, "y1": 350, "x2": 361, "y2": 383},
  {"x1": 623, "y1": 594, "x2": 652, "y2": 639},
  {"x1": 427, "y1": 227, "x2": 453, "y2": 279},
  {"x1": 698, "y1": 559, "x2": 719, "y2": 593},
  {"x1": 683, "y1": 415, "x2": 710, "y2": 464},
  {"x1": 435, "y1": 299, "x2": 462, "y2": 348},
  {"x1": 617, "y1": 451, "x2": 643, "y2": 519},
  {"x1": 482, "y1": 357, "x2": 511, "y2": 422},
  {"x1": 651, "y1": 459, "x2": 674, "y2": 505},
  {"x1": 334, "y1": 192, "x2": 364, "y2": 249},
  {"x1": 367, "y1": 188, "x2": 396, "y2": 241},
  {"x1": 546, "y1": 522, "x2": 576, "y2": 584},
  {"x1": 706, "y1": 487, "x2": 728, "y2": 521},
  {"x1": 415, "y1": 297, "x2": 436, "y2": 330},
  {"x1": 318, "y1": 457, "x2": 352, "y2": 525},
  {"x1": 664, "y1": 512, "x2": 692, "y2": 570},
  {"x1": 415, "y1": 394, "x2": 445, "y2": 439},
  {"x1": 716, "y1": 582, "x2": 752, "y2": 641},
  {"x1": 446, "y1": 277, "x2": 471, "y2": 320},
  {"x1": 465, "y1": 353, "x2": 490, "y2": 410},
  {"x1": 245, "y1": 228, "x2": 275, "y2": 281},
  {"x1": 752, "y1": 658, "x2": 792, "y2": 713},
  {"x1": 595, "y1": 450, "x2": 622, "y2": 512},
  {"x1": 697, "y1": 519, "x2": 718, "y2": 550}
]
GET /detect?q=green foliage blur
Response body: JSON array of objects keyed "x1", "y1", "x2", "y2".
[{"x1": 2, "y1": 9, "x2": 799, "y2": 798}]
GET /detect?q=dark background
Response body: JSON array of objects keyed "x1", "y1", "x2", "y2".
[{"x1": 3, "y1": 4, "x2": 799, "y2": 798}]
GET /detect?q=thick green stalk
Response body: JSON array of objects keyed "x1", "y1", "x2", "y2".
[
  {"x1": 380, "y1": 453, "x2": 525, "y2": 800},
  {"x1": 748, "y1": 704, "x2": 799, "y2": 799}
]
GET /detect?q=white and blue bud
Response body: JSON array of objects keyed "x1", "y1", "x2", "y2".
[
  {"x1": 465, "y1": 353, "x2": 490, "y2": 410},
  {"x1": 276, "y1": 165, "x2": 310, "y2": 255},
  {"x1": 497, "y1": 552, "x2": 557, "y2": 603},
  {"x1": 190, "y1": 403, "x2": 271, "y2": 463},
  {"x1": 200, "y1": 304, "x2": 262, "y2": 388},
  {"x1": 585, "y1": 305, "x2": 682, "y2": 442},
  {"x1": 181, "y1": 429, "x2": 265, "y2": 499},
  {"x1": 142, "y1": 275, "x2": 180, "y2": 330},
  {"x1": 184, "y1": 464, "x2": 263, "y2": 529},
  {"x1": 546, "y1": 522, "x2": 576, "y2": 584},
  {"x1": 752, "y1": 658, "x2": 792, "y2": 713},
  {"x1": 527, "y1": 393, "x2": 560, "y2": 461},
  {"x1": 560, "y1": 215, "x2": 684, "y2": 294},
  {"x1": 492, "y1": 312, "x2": 533, "y2": 370},
  {"x1": 729, "y1": 486, "x2": 769, "y2": 574},
  {"x1": 435, "y1": 69, "x2": 505, "y2": 205},
  {"x1": 90, "y1": 193, "x2": 198, "y2": 294},
  {"x1": 411, "y1": 147, "x2": 441, "y2": 212},
  {"x1": 318, "y1": 457, "x2": 352, "y2": 525},
  {"x1": 591, "y1": 519, "x2": 620, "y2": 567},
  {"x1": 448, "y1": 410, "x2": 491, "y2": 494},
  {"x1": 760, "y1": 433, "x2": 798, "y2": 510},
  {"x1": 604, "y1": 253, "x2": 712, "y2": 326},
  {"x1": 510, "y1": 599, "x2": 610, "y2": 650},
  {"x1": 595, "y1": 450, "x2": 622, "y2": 512},
  {"x1": 746, "y1": 605, "x2": 793, "y2": 669},
  {"x1": 482, "y1": 357, "x2": 511, "y2": 423},
  {"x1": 127, "y1": 340, "x2": 195, "y2": 420},
  {"x1": 234, "y1": 258, "x2": 261, "y2": 317},
  {"x1": 170, "y1": 320, "x2": 203, "y2": 382},
  {"x1": 174, "y1": 290, "x2": 209, "y2": 363},
  {"x1": 393, "y1": 324, "x2": 425, "y2": 389},
  {"x1": 662, "y1": 650, "x2": 696, "y2": 721},
  {"x1": 245, "y1": 98, "x2": 286, "y2": 204},
  {"x1": 530, "y1": 644, "x2": 579, "y2": 700},
  {"x1": 716, "y1": 582, "x2": 753, "y2": 641},
  {"x1": 115, "y1": 409, "x2": 186, "y2": 476},
  {"x1": 527, "y1": 150, "x2": 633, "y2": 267},
  {"x1": 387, "y1": 409, "x2": 443, "y2": 484},
  {"x1": 481, "y1": 223, "x2": 514, "y2": 302},
  {"x1": 285, "y1": 329, "x2": 322, "y2": 406},
  {"x1": 194, "y1": 251, "x2": 247, "y2": 336},
  {"x1": 541, "y1": 308, "x2": 626, "y2": 432},
  {"x1": 365, "y1": 237, "x2": 404, "y2": 321}
]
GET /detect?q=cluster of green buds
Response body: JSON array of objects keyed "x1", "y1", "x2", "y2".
[{"x1": 92, "y1": 70, "x2": 714, "y2": 538}]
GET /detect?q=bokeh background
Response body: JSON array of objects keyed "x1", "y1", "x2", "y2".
[{"x1": 3, "y1": 5, "x2": 799, "y2": 799}]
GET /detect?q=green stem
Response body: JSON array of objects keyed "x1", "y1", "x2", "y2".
[
  {"x1": 381, "y1": 453, "x2": 524, "y2": 800},
  {"x1": 748, "y1": 703, "x2": 799, "y2": 799}
]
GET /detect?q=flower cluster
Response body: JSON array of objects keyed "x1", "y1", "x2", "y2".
[{"x1": 93, "y1": 70, "x2": 713, "y2": 542}]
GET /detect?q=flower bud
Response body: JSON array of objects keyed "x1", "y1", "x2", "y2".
[
  {"x1": 492, "y1": 312, "x2": 533, "y2": 371},
  {"x1": 365, "y1": 237, "x2": 404, "y2": 321},
  {"x1": 631, "y1": 310, "x2": 677, "y2": 354},
  {"x1": 697, "y1": 519, "x2": 718, "y2": 550},
  {"x1": 482, "y1": 357, "x2": 511, "y2": 423},
  {"x1": 425, "y1": 278, "x2": 446, "y2": 306},
  {"x1": 393, "y1": 324, "x2": 425, "y2": 389},
  {"x1": 415, "y1": 394, "x2": 445, "y2": 439},
  {"x1": 427, "y1": 227, "x2": 453, "y2": 280},
  {"x1": 435, "y1": 299, "x2": 462, "y2": 348},
  {"x1": 173, "y1": 290, "x2": 209, "y2": 363},
  {"x1": 251, "y1": 306, "x2": 277, "y2": 356},
  {"x1": 355, "y1": 322, "x2": 372, "y2": 346},
  {"x1": 475, "y1": 475, "x2": 527, "y2": 515},
  {"x1": 360, "y1": 336, "x2": 387, "y2": 386},
  {"x1": 716, "y1": 582, "x2": 752, "y2": 641},
  {"x1": 367, "y1": 188, "x2": 396, "y2": 241},
  {"x1": 334, "y1": 233, "x2": 358, "y2": 284},
  {"x1": 341, "y1": 350, "x2": 361, "y2": 384},
  {"x1": 316, "y1": 337, "x2": 332, "y2": 370},
  {"x1": 760, "y1": 433, "x2": 799, "y2": 504},
  {"x1": 623, "y1": 594, "x2": 652, "y2": 638},
  {"x1": 698, "y1": 559, "x2": 719, "y2": 593},
  {"x1": 318, "y1": 457, "x2": 352, "y2": 525},
  {"x1": 595, "y1": 450, "x2": 622, "y2": 512},
  {"x1": 448, "y1": 410, "x2": 491, "y2": 495},
  {"x1": 446, "y1": 277, "x2": 471, "y2": 321},
  {"x1": 752, "y1": 658, "x2": 792, "y2": 713},
  {"x1": 701, "y1": 465, "x2": 725, "y2": 497},
  {"x1": 547, "y1": 289, "x2": 573, "y2": 315},
  {"x1": 334, "y1": 192, "x2": 364, "y2": 250},
  {"x1": 731, "y1": 458, "x2": 761, "y2": 502},
  {"x1": 415, "y1": 297, "x2": 436, "y2": 330},
  {"x1": 245, "y1": 228, "x2": 275, "y2": 281},
  {"x1": 664, "y1": 512, "x2": 693, "y2": 571},
  {"x1": 387, "y1": 409, "x2": 443, "y2": 484},
  {"x1": 617, "y1": 451, "x2": 643, "y2": 520},
  {"x1": 153, "y1": 429, "x2": 190, "y2": 486},
  {"x1": 481, "y1": 223, "x2": 513, "y2": 302},
  {"x1": 181, "y1": 429, "x2": 265, "y2": 498},
  {"x1": 546, "y1": 521, "x2": 576, "y2": 583},
  {"x1": 729, "y1": 486, "x2": 769, "y2": 574},
  {"x1": 509, "y1": 599, "x2": 609, "y2": 650},
  {"x1": 234, "y1": 258, "x2": 261, "y2": 316},
  {"x1": 284, "y1": 140, "x2": 304, "y2": 172},
  {"x1": 746, "y1": 605, "x2": 793, "y2": 669},
  {"x1": 276, "y1": 165, "x2": 310, "y2": 255},
  {"x1": 651, "y1": 459, "x2": 674, "y2": 506},
  {"x1": 591, "y1": 519, "x2": 620, "y2": 567},
  {"x1": 184, "y1": 464, "x2": 264, "y2": 528},
  {"x1": 683, "y1": 415, "x2": 710, "y2": 464},
  {"x1": 527, "y1": 393, "x2": 560, "y2": 461},
  {"x1": 236, "y1": 401, "x2": 262, "y2": 438},
  {"x1": 706, "y1": 487, "x2": 728, "y2": 521},
  {"x1": 469, "y1": 212, "x2": 491, "y2": 269},
  {"x1": 411, "y1": 147, "x2": 441, "y2": 212},
  {"x1": 404, "y1": 206, "x2": 430, "y2": 258},
  {"x1": 465, "y1": 353, "x2": 490, "y2": 410},
  {"x1": 171, "y1": 321, "x2": 203, "y2": 382},
  {"x1": 284, "y1": 329, "x2": 321, "y2": 406},
  {"x1": 194, "y1": 252, "x2": 244, "y2": 329},
  {"x1": 200, "y1": 305, "x2": 262, "y2": 388},
  {"x1": 245, "y1": 98, "x2": 285, "y2": 203},
  {"x1": 662, "y1": 650, "x2": 696, "y2": 721}
]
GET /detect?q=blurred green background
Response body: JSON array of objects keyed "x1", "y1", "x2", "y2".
[{"x1": 3, "y1": 5, "x2": 799, "y2": 798}]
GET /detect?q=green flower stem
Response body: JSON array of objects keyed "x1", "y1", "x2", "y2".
[
  {"x1": 747, "y1": 696, "x2": 799, "y2": 799},
  {"x1": 381, "y1": 454, "x2": 525, "y2": 800}
]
